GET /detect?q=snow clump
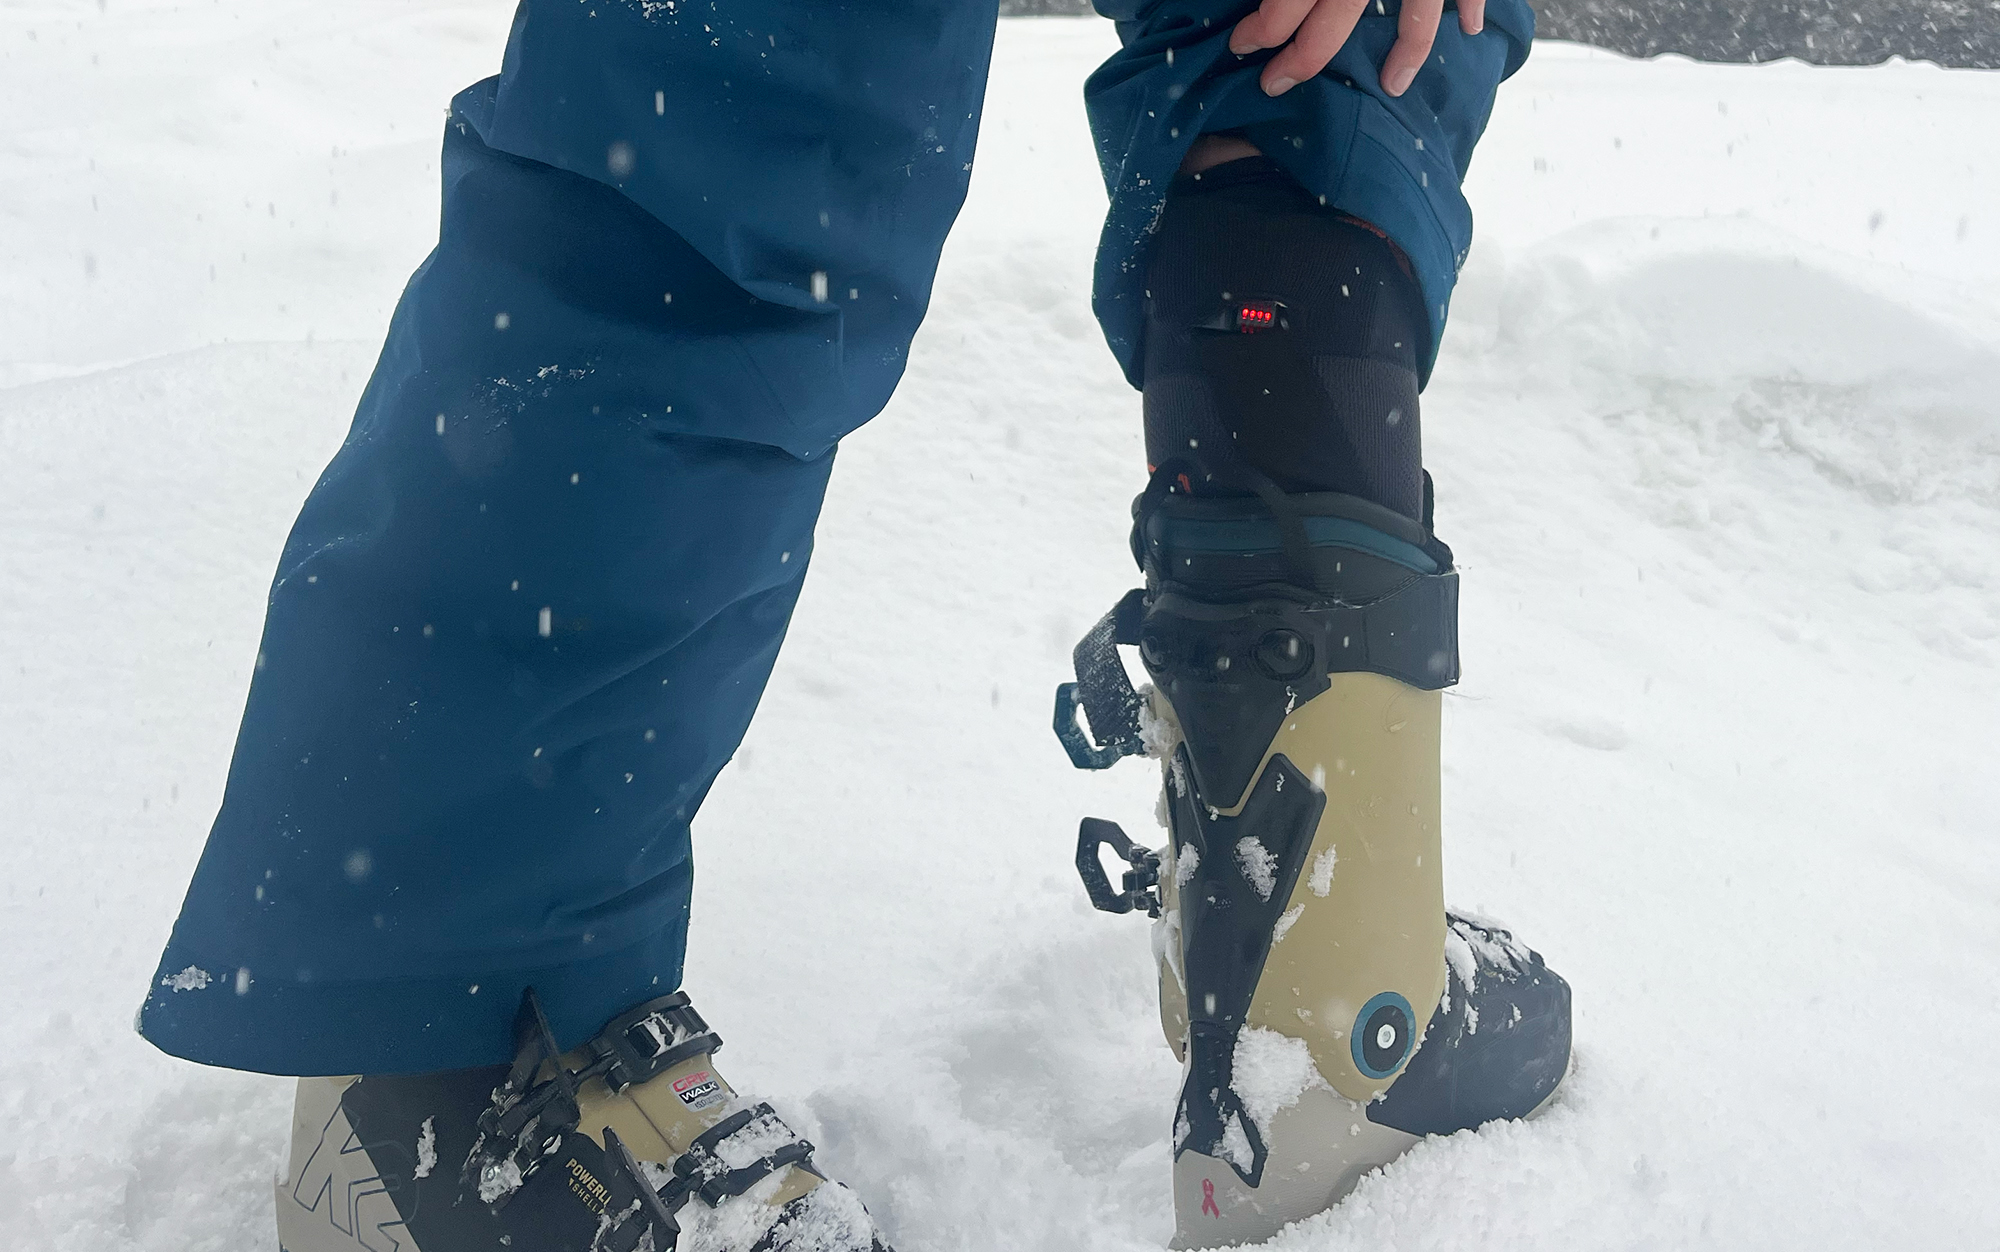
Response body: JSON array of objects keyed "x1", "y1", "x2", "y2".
[
  {"x1": 1235, "y1": 837, "x2": 1277, "y2": 900},
  {"x1": 1231, "y1": 1026, "x2": 1330, "y2": 1141},
  {"x1": 160, "y1": 965, "x2": 211, "y2": 991},
  {"x1": 1308, "y1": 847, "x2": 1338, "y2": 897},
  {"x1": 414, "y1": 1117, "x2": 437, "y2": 1179}
]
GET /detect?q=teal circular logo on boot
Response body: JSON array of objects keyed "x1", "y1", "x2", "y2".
[{"x1": 1352, "y1": 992, "x2": 1416, "y2": 1079}]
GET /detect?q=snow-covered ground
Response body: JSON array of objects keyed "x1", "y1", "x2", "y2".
[{"x1": 4, "y1": 6, "x2": 1999, "y2": 1250}]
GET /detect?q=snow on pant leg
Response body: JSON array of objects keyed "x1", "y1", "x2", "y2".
[
  {"x1": 138, "y1": 0, "x2": 999, "y2": 1078},
  {"x1": 1084, "y1": 0, "x2": 1534, "y2": 387}
]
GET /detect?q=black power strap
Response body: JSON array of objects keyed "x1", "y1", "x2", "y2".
[{"x1": 1053, "y1": 567, "x2": 1459, "y2": 779}]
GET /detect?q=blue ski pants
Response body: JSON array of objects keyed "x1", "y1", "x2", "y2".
[{"x1": 140, "y1": 0, "x2": 1531, "y2": 1076}]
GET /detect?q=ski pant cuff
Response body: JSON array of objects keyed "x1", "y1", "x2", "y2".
[{"x1": 137, "y1": 928, "x2": 689, "y2": 1077}]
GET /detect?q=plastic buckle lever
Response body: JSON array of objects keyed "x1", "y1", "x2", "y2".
[
  {"x1": 1054, "y1": 683, "x2": 1131, "y2": 770},
  {"x1": 589, "y1": 993, "x2": 723, "y2": 1093},
  {"x1": 1053, "y1": 589, "x2": 1149, "y2": 771},
  {"x1": 1076, "y1": 817, "x2": 1162, "y2": 917}
]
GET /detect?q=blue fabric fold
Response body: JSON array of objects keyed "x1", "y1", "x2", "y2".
[{"x1": 1084, "y1": 0, "x2": 1533, "y2": 386}]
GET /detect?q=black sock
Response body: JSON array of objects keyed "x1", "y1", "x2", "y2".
[{"x1": 1141, "y1": 156, "x2": 1428, "y2": 523}]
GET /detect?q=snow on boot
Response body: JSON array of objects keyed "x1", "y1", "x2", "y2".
[
  {"x1": 1057, "y1": 482, "x2": 1571, "y2": 1248},
  {"x1": 274, "y1": 990, "x2": 889, "y2": 1252}
]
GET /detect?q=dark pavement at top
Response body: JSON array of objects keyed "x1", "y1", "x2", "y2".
[{"x1": 998, "y1": 0, "x2": 2000, "y2": 69}]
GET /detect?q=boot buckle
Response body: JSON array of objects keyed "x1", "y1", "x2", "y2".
[
  {"x1": 589, "y1": 992, "x2": 724, "y2": 1093},
  {"x1": 1075, "y1": 818, "x2": 1162, "y2": 917}
]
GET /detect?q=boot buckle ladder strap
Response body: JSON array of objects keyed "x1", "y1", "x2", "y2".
[
  {"x1": 601, "y1": 1127, "x2": 686, "y2": 1248},
  {"x1": 468, "y1": 988, "x2": 586, "y2": 1203},
  {"x1": 598, "y1": 1104, "x2": 819, "y2": 1248},
  {"x1": 672, "y1": 1102, "x2": 818, "y2": 1205}
]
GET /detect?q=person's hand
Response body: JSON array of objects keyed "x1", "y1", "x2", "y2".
[{"x1": 1228, "y1": 0, "x2": 1486, "y2": 98}]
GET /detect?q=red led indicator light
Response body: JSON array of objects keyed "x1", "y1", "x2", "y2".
[{"x1": 1235, "y1": 300, "x2": 1278, "y2": 332}]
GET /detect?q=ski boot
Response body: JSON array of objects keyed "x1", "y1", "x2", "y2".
[
  {"x1": 1060, "y1": 481, "x2": 1572, "y2": 1246},
  {"x1": 1054, "y1": 155, "x2": 1572, "y2": 1247},
  {"x1": 274, "y1": 990, "x2": 889, "y2": 1252}
]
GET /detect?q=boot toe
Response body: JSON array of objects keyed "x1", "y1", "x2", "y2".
[{"x1": 1368, "y1": 913, "x2": 1574, "y2": 1137}]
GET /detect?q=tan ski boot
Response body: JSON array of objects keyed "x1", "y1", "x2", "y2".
[
  {"x1": 274, "y1": 991, "x2": 888, "y2": 1252},
  {"x1": 1059, "y1": 481, "x2": 1571, "y2": 1247}
]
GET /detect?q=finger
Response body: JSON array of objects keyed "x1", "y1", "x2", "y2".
[
  {"x1": 1229, "y1": 0, "x2": 1318, "y2": 56},
  {"x1": 1379, "y1": 0, "x2": 1444, "y2": 95},
  {"x1": 1458, "y1": 0, "x2": 1487, "y2": 35},
  {"x1": 1259, "y1": 0, "x2": 1369, "y2": 96}
]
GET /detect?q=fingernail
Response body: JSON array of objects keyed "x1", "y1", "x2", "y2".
[
  {"x1": 1383, "y1": 65, "x2": 1416, "y2": 95},
  {"x1": 1264, "y1": 75, "x2": 1297, "y2": 96},
  {"x1": 1229, "y1": 38, "x2": 1259, "y2": 55},
  {"x1": 1468, "y1": 17, "x2": 1484, "y2": 32}
]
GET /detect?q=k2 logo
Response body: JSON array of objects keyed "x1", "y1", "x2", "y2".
[{"x1": 286, "y1": 1101, "x2": 411, "y2": 1252}]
